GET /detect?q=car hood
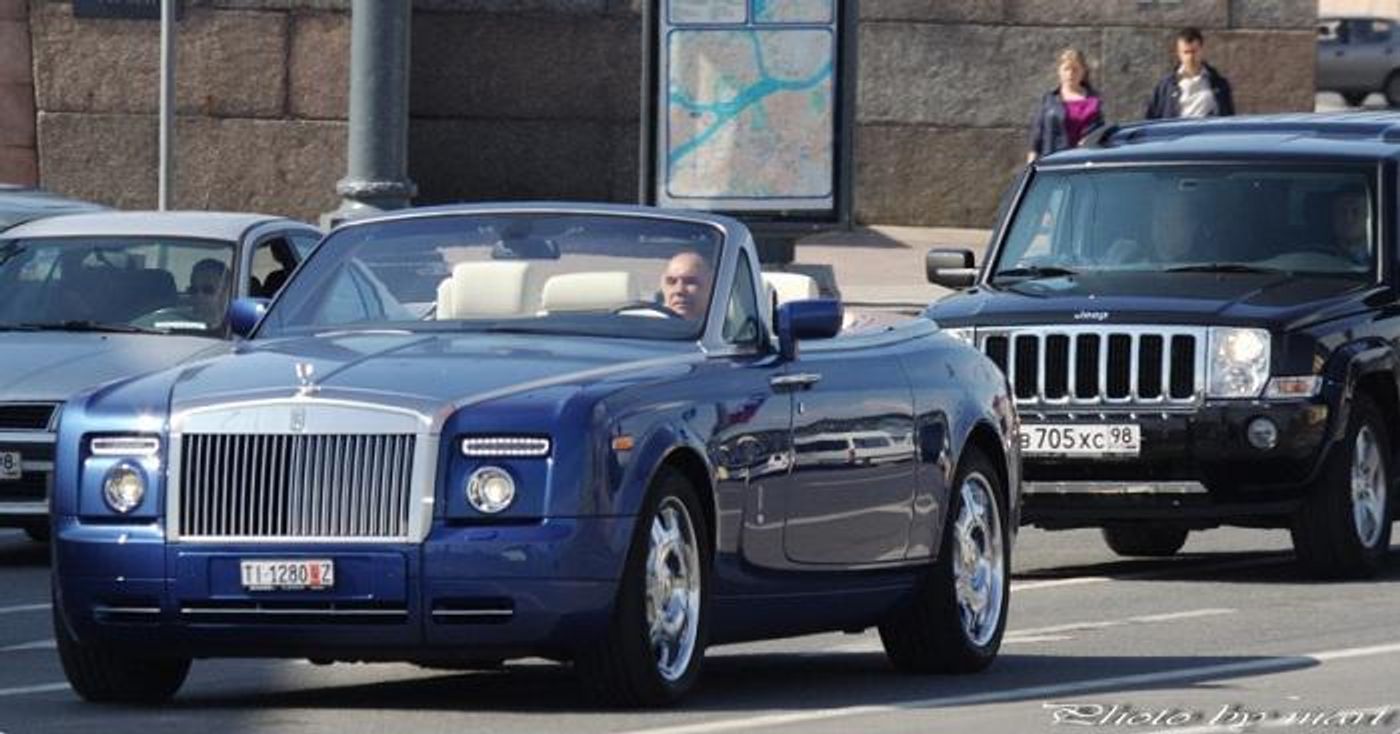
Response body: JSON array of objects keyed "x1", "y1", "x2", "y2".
[
  {"x1": 165, "y1": 332, "x2": 700, "y2": 415},
  {"x1": 925, "y1": 271, "x2": 1381, "y2": 331},
  {"x1": 0, "y1": 332, "x2": 225, "y2": 403}
]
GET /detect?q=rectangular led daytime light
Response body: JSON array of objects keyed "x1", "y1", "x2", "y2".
[
  {"x1": 461, "y1": 437, "x2": 551, "y2": 458},
  {"x1": 91, "y1": 437, "x2": 161, "y2": 457}
]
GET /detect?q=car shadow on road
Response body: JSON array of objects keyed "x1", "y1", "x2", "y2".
[
  {"x1": 156, "y1": 650, "x2": 1320, "y2": 716},
  {"x1": 1012, "y1": 547, "x2": 1400, "y2": 586}
]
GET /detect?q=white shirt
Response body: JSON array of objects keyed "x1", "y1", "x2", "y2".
[{"x1": 1177, "y1": 69, "x2": 1217, "y2": 118}]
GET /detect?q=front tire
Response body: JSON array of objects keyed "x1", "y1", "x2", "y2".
[
  {"x1": 1291, "y1": 402, "x2": 1393, "y2": 579},
  {"x1": 879, "y1": 447, "x2": 1009, "y2": 673},
  {"x1": 54, "y1": 603, "x2": 190, "y2": 703},
  {"x1": 576, "y1": 468, "x2": 710, "y2": 706},
  {"x1": 1101, "y1": 523, "x2": 1189, "y2": 558}
]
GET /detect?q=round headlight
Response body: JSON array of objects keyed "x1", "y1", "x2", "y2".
[
  {"x1": 103, "y1": 463, "x2": 147, "y2": 514},
  {"x1": 1224, "y1": 329, "x2": 1268, "y2": 363},
  {"x1": 466, "y1": 466, "x2": 516, "y2": 514}
]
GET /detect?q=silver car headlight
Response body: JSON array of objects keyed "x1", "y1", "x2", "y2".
[
  {"x1": 1207, "y1": 327, "x2": 1270, "y2": 398},
  {"x1": 941, "y1": 326, "x2": 976, "y2": 347},
  {"x1": 102, "y1": 463, "x2": 147, "y2": 514},
  {"x1": 465, "y1": 466, "x2": 517, "y2": 514}
]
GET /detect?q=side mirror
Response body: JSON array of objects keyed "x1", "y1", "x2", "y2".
[
  {"x1": 228, "y1": 297, "x2": 270, "y2": 338},
  {"x1": 926, "y1": 248, "x2": 978, "y2": 289},
  {"x1": 776, "y1": 298, "x2": 843, "y2": 361}
]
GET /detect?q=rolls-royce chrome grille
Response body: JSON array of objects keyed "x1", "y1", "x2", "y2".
[
  {"x1": 975, "y1": 326, "x2": 1206, "y2": 409},
  {"x1": 178, "y1": 434, "x2": 416, "y2": 540}
]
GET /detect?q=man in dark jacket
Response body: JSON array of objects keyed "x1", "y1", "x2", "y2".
[{"x1": 1145, "y1": 27, "x2": 1235, "y2": 119}]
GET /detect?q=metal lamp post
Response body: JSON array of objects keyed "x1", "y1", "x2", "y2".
[{"x1": 327, "y1": 0, "x2": 417, "y2": 226}]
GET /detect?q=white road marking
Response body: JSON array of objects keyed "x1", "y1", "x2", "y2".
[
  {"x1": 1011, "y1": 554, "x2": 1292, "y2": 593},
  {"x1": 0, "y1": 638, "x2": 54, "y2": 652},
  {"x1": 617, "y1": 640, "x2": 1400, "y2": 734},
  {"x1": 0, "y1": 603, "x2": 49, "y2": 615},
  {"x1": 826, "y1": 608, "x2": 1234, "y2": 654},
  {"x1": 0, "y1": 683, "x2": 69, "y2": 698}
]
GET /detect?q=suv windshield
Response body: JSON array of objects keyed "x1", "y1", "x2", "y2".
[
  {"x1": 992, "y1": 166, "x2": 1376, "y2": 282},
  {"x1": 0, "y1": 237, "x2": 236, "y2": 335},
  {"x1": 256, "y1": 213, "x2": 724, "y2": 341}
]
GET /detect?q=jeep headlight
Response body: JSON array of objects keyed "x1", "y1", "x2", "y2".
[{"x1": 1207, "y1": 327, "x2": 1270, "y2": 398}]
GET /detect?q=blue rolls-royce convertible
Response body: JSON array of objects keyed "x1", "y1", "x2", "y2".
[{"x1": 51, "y1": 204, "x2": 1019, "y2": 706}]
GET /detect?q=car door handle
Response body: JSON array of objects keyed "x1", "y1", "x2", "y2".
[{"x1": 771, "y1": 373, "x2": 822, "y2": 390}]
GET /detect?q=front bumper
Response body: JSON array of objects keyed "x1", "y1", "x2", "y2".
[
  {"x1": 54, "y1": 515, "x2": 634, "y2": 661},
  {"x1": 1019, "y1": 399, "x2": 1332, "y2": 529}
]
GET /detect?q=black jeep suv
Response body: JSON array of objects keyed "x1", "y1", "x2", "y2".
[{"x1": 926, "y1": 113, "x2": 1399, "y2": 578}]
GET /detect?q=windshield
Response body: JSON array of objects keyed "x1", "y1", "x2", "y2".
[
  {"x1": 0, "y1": 236, "x2": 236, "y2": 334},
  {"x1": 256, "y1": 213, "x2": 725, "y2": 340},
  {"x1": 992, "y1": 166, "x2": 1376, "y2": 282}
]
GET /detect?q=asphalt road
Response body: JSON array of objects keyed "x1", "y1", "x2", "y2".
[{"x1": 3, "y1": 524, "x2": 1398, "y2": 734}]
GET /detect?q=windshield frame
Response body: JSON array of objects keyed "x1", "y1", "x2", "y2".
[
  {"x1": 984, "y1": 160, "x2": 1386, "y2": 287},
  {"x1": 0, "y1": 234, "x2": 241, "y2": 338},
  {"x1": 249, "y1": 207, "x2": 741, "y2": 348}
]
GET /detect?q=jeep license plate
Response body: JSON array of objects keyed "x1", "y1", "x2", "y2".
[
  {"x1": 240, "y1": 559, "x2": 334, "y2": 591},
  {"x1": 0, "y1": 452, "x2": 20, "y2": 481},
  {"x1": 1019, "y1": 424, "x2": 1140, "y2": 458}
]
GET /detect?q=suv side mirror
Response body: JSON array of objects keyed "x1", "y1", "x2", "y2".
[
  {"x1": 228, "y1": 297, "x2": 270, "y2": 338},
  {"x1": 776, "y1": 298, "x2": 843, "y2": 361},
  {"x1": 926, "y1": 248, "x2": 978, "y2": 289}
]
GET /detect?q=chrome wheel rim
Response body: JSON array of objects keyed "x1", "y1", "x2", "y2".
[
  {"x1": 953, "y1": 472, "x2": 1005, "y2": 648},
  {"x1": 1351, "y1": 426, "x2": 1387, "y2": 549},
  {"x1": 645, "y1": 497, "x2": 701, "y2": 682}
]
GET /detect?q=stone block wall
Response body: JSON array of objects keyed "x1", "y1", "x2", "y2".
[
  {"x1": 1, "y1": 0, "x2": 36, "y2": 184},
  {"x1": 855, "y1": 0, "x2": 1318, "y2": 226},
  {"x1": 23, "y1": 0, "x2": 1315, "y2": 227}
]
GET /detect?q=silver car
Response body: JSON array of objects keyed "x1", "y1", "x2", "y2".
[
  {"x1": 1317, "y1": 16, "x2": 1400, "y2": 106},
  {"x1": 0, "y1": 212, "x2": 320, "y2": 541}
]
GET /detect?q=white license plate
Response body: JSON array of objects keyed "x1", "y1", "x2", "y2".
[
  {"x1": 240, "y1": 560, "x2": 334, "y2": 591},
  {"x1": 0, "y1": 451, "x2": 20, "y2": 481},
  {"x1": 1019, "y1": 424, "x2": 1141, "y2": 457}
]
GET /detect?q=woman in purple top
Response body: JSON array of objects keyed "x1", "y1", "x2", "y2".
[{"x1": 1028, "y1": 48, "x2": 1105, "y2": 162}]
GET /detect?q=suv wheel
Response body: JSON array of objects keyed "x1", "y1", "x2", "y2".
[
  {"x1": 878, "y1": 448, "x2": 1008, "y2": 674},
  {"x1": 1291, "y1": 402, "x2": 1393, "y2": 578},
  {"x1": 55, "y1": 602, "x2": 190, "y2": 703},
  {"x1": 1385, "y1": 73, "x2": 1400, "y2": 107},
  {"x1": 1101, "y1": 523, "x2": 1189, "y2": 557},
  {"x1": 576, "y1": 468, "x2": 710, "y2": 706}
]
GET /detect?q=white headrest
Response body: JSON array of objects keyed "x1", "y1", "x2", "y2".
[
  {"x1": 540, "y1": 271, "x2": 636, "y2": 313},
  {"x1": 437, "y1": 260, "x2": 532, "y2": 319},
  {"x1": 761, "y1": 272, "x2": 821, "y2": 307}
]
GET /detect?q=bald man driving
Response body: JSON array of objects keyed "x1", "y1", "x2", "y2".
[{"x1": 660, "y1": 251, "x2": 712, "y2": 321}]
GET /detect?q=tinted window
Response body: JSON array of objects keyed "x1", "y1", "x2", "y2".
[
  {"x1": 994, "y1": 167, "x2": 1376, "y2": 279},
  {"x1": 722, "y1": 255, "x2": 763, "y2": 345}
]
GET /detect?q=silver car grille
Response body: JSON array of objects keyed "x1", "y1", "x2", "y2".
[
  {"x1": 0, "y1": 403, "x2": 58, "y2": 431},
  {"x1": 975, "y1": 326, "x2": 1206, "y2": 410},
  {"x1": 177, "y1": 434, "x2": 416, "y2": 540}
]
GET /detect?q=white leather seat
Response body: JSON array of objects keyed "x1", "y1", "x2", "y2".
[
  {"x1": 761, "y1": 272, "x2": 821, "y2": 307},
  {"x1": 436, "y1": 260, "x2": 532, "y2": 319},
  {"x1": 539, "y1": 271, "x2": 636, "y2": 313}
]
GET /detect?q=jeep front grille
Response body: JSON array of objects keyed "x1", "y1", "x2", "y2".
[
  {"x1": 177, "y1": 434, "x2": 416, "y2": 540},
  {"x1": 976, "y1": 326, "x2": 1205, "y2": 409}
]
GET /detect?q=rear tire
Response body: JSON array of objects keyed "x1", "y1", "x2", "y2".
[
  {"x1": 576, "y1": 468, "x2": 710, "y2": 706},
  {"x1": 1101, "y1": 523, "x2": 1189, "y2": 558},
  {"x1": 1291, "y1": 401, "x2": 1393, "y2": 579},
  {"x1": 54, "y1": 602, "x2": 190, "y2": 703},
  {"x1": 1385, "y1": 73, "x2": 1400, "y2": 107},
  {"x1": 879, "y1": 447, "x2": 1009, "y2": 674}
]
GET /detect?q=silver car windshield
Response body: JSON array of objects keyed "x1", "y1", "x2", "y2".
[
  {"x1": 256, "y1": 213, "x2": 725, "y2": 341},
  {"x1": 993, "y1": 166, "x2": 1376, "y2": 282},
  {"x1": 0, "y1": 237, "x2": 236, "y2": 335}
]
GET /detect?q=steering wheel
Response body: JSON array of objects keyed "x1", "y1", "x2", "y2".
[{"x1": 610, "y1": 300, "x2": 683, "y2": 319}]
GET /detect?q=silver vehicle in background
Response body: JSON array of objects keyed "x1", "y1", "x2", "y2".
[
  {"x1": 1317, "y1": 16, "x2": 1400, "y2": 107},
  {"x1": 0, "y1": 212, "x2": 320, "y2": 542}
]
